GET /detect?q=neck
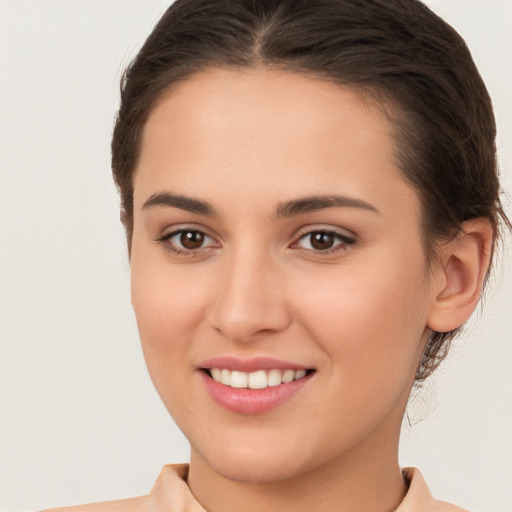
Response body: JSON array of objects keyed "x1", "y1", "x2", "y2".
[{"x1": 187, "y1": 429, "x2": 407, "y2": 512}]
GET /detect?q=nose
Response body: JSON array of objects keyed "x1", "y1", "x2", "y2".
[{"x1": 208, "y1": 247, "x2": 291, "y2": 342}]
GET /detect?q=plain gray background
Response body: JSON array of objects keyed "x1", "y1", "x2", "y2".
[{"x1": 0, "y1": 1, "x2": 510, "y2": 511}]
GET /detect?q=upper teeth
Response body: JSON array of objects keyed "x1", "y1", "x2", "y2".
[{"x1": 210, "y1": 368, "x2": 307, "y2": 389}]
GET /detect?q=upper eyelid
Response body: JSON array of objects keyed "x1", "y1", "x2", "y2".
[
  {"x1": 292, "y1": 231, "x2": 355, "y2": 248},
  {"x1": 159, "y1": 224, "x2": 218, "y2": 240},
  {"x1": 156, "y1": 218, "x2": 355, "y2": 235},
  {"x1": 161, "y1": 228, "x2": 218, "y2": 245},
  {"x1": 292, "y1": 225, "x2": 357, "y2": 240},
  {"x1": 156, "y1": 224, "x2": 357, "y2": 248}
]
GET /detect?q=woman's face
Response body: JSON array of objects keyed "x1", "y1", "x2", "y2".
[{"x1": 130, "y1": 67, "x2": 436, "y2": 482}]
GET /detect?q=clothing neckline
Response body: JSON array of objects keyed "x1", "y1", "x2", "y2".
[{"x1": 148, "y1": 463, "x2": 467, "y2": 512}]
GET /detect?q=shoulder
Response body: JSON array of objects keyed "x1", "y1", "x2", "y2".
[
  {"x1": 399, "y1": 468, "x2": 470, "y2": 512},
  {"x1": 37, "y1": 464, "x2": 199, "y2": 512},
  {"x1": 39, "y1": 496, "x2": 150, "y2": 512}
]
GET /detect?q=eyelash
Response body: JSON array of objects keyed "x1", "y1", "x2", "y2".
[
  {"x1": 292, "y1": 229, "x2": 356, "y2": 254},
  {"x1": 157, "y1": 229, "x2": 219, "y2": 256},
  {"x1": 156, "y1": 228, "x2": 356, "y2": 256}
]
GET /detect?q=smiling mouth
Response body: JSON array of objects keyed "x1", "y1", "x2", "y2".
[{"x1": 202, "y1": 368, "x2": 316, "y2": 390}]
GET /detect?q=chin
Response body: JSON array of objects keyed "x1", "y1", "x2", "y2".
[
  {"x1": 210, "y1": 456, "x2": 306, "y2": 484},
  {"x1": 193, "y1": 436, "x2": 321, "y2": 484}
]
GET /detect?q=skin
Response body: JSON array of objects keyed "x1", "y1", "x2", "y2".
[{"x1": 129, "y1": 67, "x2": 492, "y2": 512}]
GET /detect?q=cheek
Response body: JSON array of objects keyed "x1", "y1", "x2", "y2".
[
  {"x1": 131, "y1": 232, "x2": 210, "y2": 331},
  {"x1": 130, "y1": 249, "x2": 211, "y2": 390},
  {"x1": 294, "y1": 250, "x2": 430, "y2": 383}
]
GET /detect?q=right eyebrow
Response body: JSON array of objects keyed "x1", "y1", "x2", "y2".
[
  {"x1": 142, "y1": 192, "x2": 217, "y2": 216},
  {"x1": 275, "y1": 195, "x2": 380, "y2": 218}
]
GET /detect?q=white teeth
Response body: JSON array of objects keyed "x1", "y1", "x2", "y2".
[
  {"x1": 208, "y1": 368, "x2": 310, "y2": 389},
  {"x1": 267, "y1": 369, "x2": 282, "y2": 387},
  {"x1": 282, "y1": 369, "x2": 295, "y2": 383},
  {"x1": 230, "y1": 371, "x2": 248, "y2": 388},
  {"x1": 248, "y1": 370, "x2": 267, "y2": 389},
  {"x1": 220, "y1": 369, "x2": 231, "y2": 385},
  {"x1": 294, "y1": 369, "x2": 306, "y2": 380}
]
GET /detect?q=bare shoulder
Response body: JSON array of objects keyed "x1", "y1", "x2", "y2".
[
  {"x1": 39, "y1": 495, "x2": 149, "y2": 512},
  {"x1": 432, "y1": 500, "x2": 470, "y2": 512}
]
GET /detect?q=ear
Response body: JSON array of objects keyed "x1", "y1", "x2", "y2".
[{"x1": 427, "y1": 218, "x2": 494, "y2": 333}]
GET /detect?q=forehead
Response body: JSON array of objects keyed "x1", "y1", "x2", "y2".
[
  {"x1": 140, "y1": 66, "x2": 387, "y2": 166},
  {"x1": 134, "y1": 66, "x2": 419, "y2": 222}
]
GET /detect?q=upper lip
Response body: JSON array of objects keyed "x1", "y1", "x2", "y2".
[{"x1": 198, "y1": 356, "x2": 312, "y2": 373}]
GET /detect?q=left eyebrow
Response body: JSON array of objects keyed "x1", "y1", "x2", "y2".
[
  {"x1": 142, "y1": 192, "x2": 217, "y2": 216},
  {"x1": 275, "y1": 195, "x2": 380, "y2": 218}
]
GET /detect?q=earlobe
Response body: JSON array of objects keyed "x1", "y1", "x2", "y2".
[{"x1": 427, "y1": 218, "x2": 494, "y2": 333}]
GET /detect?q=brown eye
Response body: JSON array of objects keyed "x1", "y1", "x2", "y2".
[
  {"x1": 295, "y1": 230, "x2": 355, "y2": 252},
  {"x1": 180, "y1": 230, "x2": 205, "y2": 249},
  {"x1": 160, "y1": 229, "x2": 218, "y2": 254},
  {"x1": 310, "y1": 232, "x2": 335, "y2": 250}
]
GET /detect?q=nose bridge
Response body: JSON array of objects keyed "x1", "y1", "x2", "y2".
[{"x1": 209, "y1": 240, "x2": 290, "y2": 341}]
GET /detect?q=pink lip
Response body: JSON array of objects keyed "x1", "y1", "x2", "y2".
[
  {"x1": 198, "y1": 356, "x2": 315, "y2": 415},
  {"x1": 200, "y1": 372, "x2": 313, "y2": 415},
  {"x1": 198, "y1": 356, "x2": 310, "y2": 373}
]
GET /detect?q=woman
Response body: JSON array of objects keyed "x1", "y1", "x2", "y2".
[{"x1": 34, "y1": 0, "x2": 508, "y2": 510}]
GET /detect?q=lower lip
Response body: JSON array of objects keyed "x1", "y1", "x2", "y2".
[{"x1": 200, "y1": 371, "x2": 314, "y2": 415}]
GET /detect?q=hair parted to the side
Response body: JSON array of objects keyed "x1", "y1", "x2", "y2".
[{"x1": 111, "y1": 0, "x2": 510, "y2": 383}]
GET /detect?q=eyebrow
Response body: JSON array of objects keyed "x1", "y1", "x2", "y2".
[
  {"x1": 142, "y1": 192, "x2": 379, "y2": 218},
  {"x1": 142, "y1": 192, "x2": 217, "y2": 216},
  {"x1": 276, "y1": 195, "x2": 380, "y2": 218}
]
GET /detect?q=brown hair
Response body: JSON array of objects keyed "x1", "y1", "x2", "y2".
[{"x1": 111, "y1": 0, "x2": 510, "y2": 382}]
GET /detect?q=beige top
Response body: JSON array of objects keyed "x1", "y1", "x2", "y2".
[{"x1": 43, "y1": 464, "x2": 469, "y2": 512}]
